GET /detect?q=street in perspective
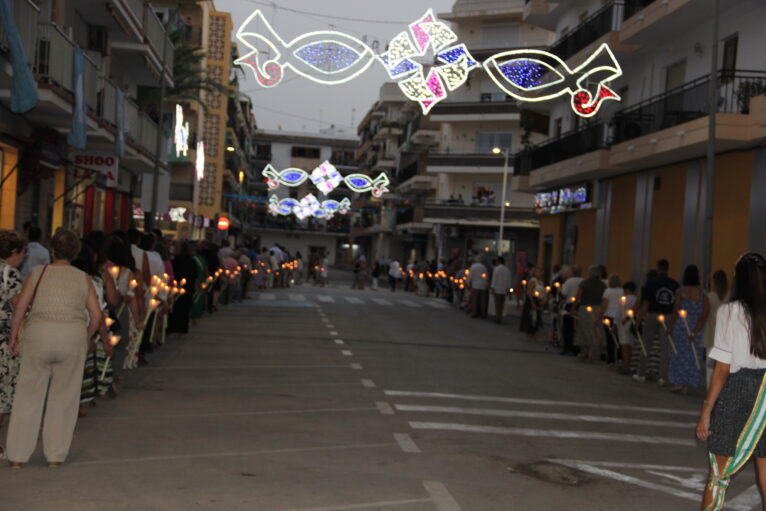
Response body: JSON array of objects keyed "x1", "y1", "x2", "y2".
[{"x1": 0, "y1": 0, "x2": 765, "y2": 510}]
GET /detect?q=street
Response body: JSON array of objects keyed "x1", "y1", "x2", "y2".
[{"x1": 1, "y1": 276, "x2": 760, "y2": 511}]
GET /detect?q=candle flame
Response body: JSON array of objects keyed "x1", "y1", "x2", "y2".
[
  {"x1": 129, "y1": 279, "x2": 138, "y2": 290},
  {"x1": 586, "y1": 306, "x2": 593, "y2": 313},
  {"x1": 150, "y1": 286, "x2": 159, "y2": 296},
  {"x1": 109, "y1": 335, "x2": 121, "y2": 346},
  {"x1": 658, "y1": 314, "x2": 666, "y2": 322},
  {"x1": 110, "y1": 266, "x2": 120, "y2": 276},
  {"x1": 554, "y1": 282, "x2": 561, "y2": 288},
  {"x1": 522, "y1": 280, "x2": 527, "y2": 286},
  {"x1": 545, "y1": 286, "x2": 551, "y2": 292},
  {"x1": 679, "y1": 309, "x2": 688, "y2": 319},
  {"x1": 180, "y1": 278, "x2": 187, "y2": 286},
  {"x1": 570, "y1": 296, "x2": 577, "y2": 303},
  {"x1": 150, "y1": 298, "x2": 160, "y2": 309},
  {"x1": 620, "y1": 296, "x2": 627, "y2": 304},
  {"x1": 627, "y1": 309, "x2": 635, "y2": 318},
  {"x1": 104, "y1": 317, "x2": 115, "y2": 327},
  {"x1": 603, "y1": 318, "x2": 611, "y2": 326}
]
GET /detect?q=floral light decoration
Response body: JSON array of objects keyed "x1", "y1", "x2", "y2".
[
  {"x1": 174, "y1": 104, "x2": 189, "y2": 157},
  {"x1": 235, "y1": 9, "x2": 623, "y2": 118},
  {"x1": 268, "y1": 194, "x2": 351, "y2": 220}
]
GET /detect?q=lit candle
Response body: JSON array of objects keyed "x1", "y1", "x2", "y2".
[
  {"x1": 100, "y1": 335, "x2": 122, "y2": 381},
  {"x1": 129, "y1": 279, "x2": 138, "y2": 290},
  {"x1": 109, "y1": 265, "x2": 120, "y2": 283},
  {"x1": 620, "y1": 296, "x2": 627, "y2": 308},
  {"x1": 586, "y1": 305, "x2": 595, "y2": 320},
  {"x1": 104, "y1": 317, "x2": 115, "y2": 328},
  {"x1": 150, "y1": 285, "x2": 159, "y2": 297},
  {"x1": 522, "y1": 279, "x2": 527, "y2": 287},
  {"x1": 149, "y1": 298, "x2": 160, "y2": 309},
  {"x1": 658, "y1": 314, "x2": 678, "y2": 355},
  {"x1": 554, "y1": 282, "x2": 561, "y2": 289},
  {"x1": 570, "y1": 296, "x2": 577, "y2": 303},
  {"x1": 602, "y1": 317, "x2": 618, "y2": 344},
  {"x1": 626, "y1": 310, "x2": 647, "y2": 356},
  {"x1": 679, "y1": 309, "x2": 701, "y2": 370},
  {"x1": 201, "y1": 283, "x2": 207, "y2": 290},
  {"x1": 180, "y1": 278, "x2": 187, "y2": 286},
  {"x1": 545, "y1": 285, "x2": 551, "y2": 293},
  {"x1": 180, "y1": 288, "x2": 186, "y2": 295}
]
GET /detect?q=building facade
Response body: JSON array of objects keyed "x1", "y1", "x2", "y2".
[{"x1": 519, "y1": 0, "x2": 766, "y2": 282}]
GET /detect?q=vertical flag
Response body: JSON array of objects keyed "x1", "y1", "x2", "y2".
[{"x1": 0, "y1": 0, "x2": 38, "y2": 112}]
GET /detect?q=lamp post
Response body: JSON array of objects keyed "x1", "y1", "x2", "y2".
[{"x1": 492, "y1": 146, "x2": 510, "y2": 257}]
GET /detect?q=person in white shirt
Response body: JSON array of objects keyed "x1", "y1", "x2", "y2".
[
  {"x1": 617, "y1": 281, "x2": 638, "y2": 374},
  {"x1": 467, "y1": 255, "x2": 489, "y2": 319},
  {"x1": 388, "y1": 260, "x2": 402, "y2": 292},
  {"x1": 600, "y1": 274, "x2": 624, "y2": 367},
  {"x1": 697, "y1": 253, "x2": 766, "y2": 510},
  {"x1": 20, "y1": 227, "x2": 50, "y2": 282},
  {"x1": 490, "y1": 257, "x2": 512, "y2": 324}
]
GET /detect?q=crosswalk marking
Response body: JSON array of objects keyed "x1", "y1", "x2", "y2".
[
  {"x1": 372, "y1": 298, "x2": 393, "y2": 306},
  {"x1": 318, "y1": 295, "x2": 335, "y2": 303},
  {"x1": 398, "y1": 299, "x2": 423, "y2": 308},
  {"x1": 393, "y1": 433, "x2": 420, "y2": 453},
  {"x1": 345, "y1": 296, "x2": 364, "y2": 304},
  {"x1": 423, "y1": 300, "x2": 449, "y2": 309},
  {"x1": 288, "y1": 294, "x2": 305, "y2": 301},
  {"x1": 408, "y1": 422, "x2": 695, "y2": 446},
  {"x1": 259, "y1": 293, "x2": 276, "y2": 301}
]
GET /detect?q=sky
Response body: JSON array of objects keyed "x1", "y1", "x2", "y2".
[{"x1": 216, "y1": 0, "x2": 456, "y2": 135}]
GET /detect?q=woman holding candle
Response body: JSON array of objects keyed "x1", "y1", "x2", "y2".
[
  {"x1": 191, "y1": 243, "x2": 209, "y2": 323},
  {"x1": 600, "y1": 274, "x2": 624, "y2": 367},
  {"x1": 6, "y1": 229, "x2": 103, "y2": 467},
  {"x1": 668, "y1": 265, "x2": 709, "y2": 394},
  {"x1": 0, "y1": 231, "x2": 26, "y2": 460},
  {"x1": 697, "y1": 253, "x2": 766, "y2": 510},
  {"x1": 168, "y1": 241, "x2": 197, "y2": 337},
  {"x1": 575, "y1": 266, "x2": 607, "y2": 362},
  {"x1": 106, "y1": 236, "x2": 141, "y2": 387},
  {"x1": 519, "y1": 265, "x2": 545, "y2": 342}
]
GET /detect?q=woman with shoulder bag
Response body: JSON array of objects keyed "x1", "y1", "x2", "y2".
[{"x1": 5, "y1": 229, "x2": 102, "y2": 468}]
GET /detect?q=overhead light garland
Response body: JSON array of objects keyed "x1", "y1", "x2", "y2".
[
  {"x1": 268, "y1": 194, "x2": 351, "y2": 219},
  {"x1": 174, "y1": 104, "x2": 189, "y2": 157},
  {"x1": 262, "y1": 161, "x2": 390, "y2": 197},
  {"x1": 195, "y1": 141, "x2": 205, "y2": 180},
  {"x1": 235, "y1": 10, "x2": 623, "y2": 117}
]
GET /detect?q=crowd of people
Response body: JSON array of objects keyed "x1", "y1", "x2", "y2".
[{"x1": 0, "y1": 225, "x2": 300, "y2": 467}]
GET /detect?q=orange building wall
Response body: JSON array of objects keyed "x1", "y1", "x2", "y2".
[
  {"x1": 607, "y1": 174, "x2": 636, "y2": 281},
  {"x1": 649, "y1": 163, "x2": 686, "y2": 276},
  {"x1": 712, "y1": 151, "x2": 753, "y2": 273},
  {"x1": 574, "y1": 209, "x2": 597, "y2": 270},
  {"x1": 537, "y1": 214, "x2": 564, "y2": 269}
]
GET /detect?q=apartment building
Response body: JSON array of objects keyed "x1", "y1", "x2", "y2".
[
  {"x1": 251, "y1": 129, "x2": 358, "y2": 264},
  {"x1": 389, "y1": 0, "x2": 553, "y2": 265},
  {"x1": 0, "y1": 0, "x2": 174, "y2": 235},
  {"x1": 519, "y1": 0, "x2": 766, "y2": 281}
]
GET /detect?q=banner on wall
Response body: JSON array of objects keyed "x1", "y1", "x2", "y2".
[{"x1": 71, "y1": 151, "x2": 119, "y2": 187}]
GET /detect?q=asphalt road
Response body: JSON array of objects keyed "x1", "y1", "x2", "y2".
[{"x1": 1, "y1": 276, "x2": 760, "y2": 510}]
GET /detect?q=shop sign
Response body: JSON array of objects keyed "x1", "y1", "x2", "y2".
[
  {"x1": 72, "y1": 151, "x2": 119, "y2": 187},
  {"x1": 535, "y1": 184, "x2": 590, "y2": 214}
]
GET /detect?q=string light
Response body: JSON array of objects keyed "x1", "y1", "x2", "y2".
[
  {"x1": 174, "y1": 105, "x2": 189, "y2": 158},
  {"x1": 196, "y1": 141, "x2": 205, "y2": 181}
]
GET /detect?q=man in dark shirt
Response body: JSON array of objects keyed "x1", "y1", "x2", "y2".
[{"x1": 636, "y1": 259, "x2": 680, "y2": 384}]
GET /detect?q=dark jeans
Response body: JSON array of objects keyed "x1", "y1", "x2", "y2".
[
  {"x1": 493, "y1": 293, "x2": 506, "y2": 323},
  {"x1": 562, "y1": 313, "x2": 578, "y2": 355},
  {"x1": 470, "y1": 289, "x2": 488, "y2": 318}
]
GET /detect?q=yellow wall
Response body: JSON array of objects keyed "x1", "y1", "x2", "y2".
[
  {"x1": 51, "y1": 167, "x2": 66, "y2": 233},
  {"x1": 607, "y1": 174, "x2": 636, "y2": 281},
  {"x1": 537, "y1": 214, "x2": 563, "y2": 269},
  {"x1": 574, "y1": 209, "x2": 597, "y2": 270},
  {"x1": 0, "y1": 145, "x2": 18, "y2": 230},
  {"x1": 712, "y1": 151, "x2": 753, "y2": 273},
  {"x1": 649, "y1": 163, "x2": 686, "y2": 275}
]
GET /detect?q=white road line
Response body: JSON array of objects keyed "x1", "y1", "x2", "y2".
[
  {"x1": 550, "y1": 459, "x2": 702, "y2": 472},
  {"x1": 408, "y1": 422, "x2": 695, "y2": 446},
  {"x1": 72, "y1": 442, "x2": 398, "y2": 466},
  {"x1": 361, "y1": 379, "x2": 376, "y2": 388},
  {"x1": 423, "y1": 481, "x2": 463, "y2": 511},
  {"x1": 398, "y1": 299, "x2": 423, "y2": 308},
  {"x1": 394, "y1": 404, "x2": 694, "y2": 428},
  {"x1": 385, "y1": 390, "x2": 697, "y2": 417},
  {"x1": 350, "y1": 363, "x2": 363, "y2": 370},
  {"x1": 335, "y1": 339, "x2": 345, "y2": 345},
  {"x1": 423, "y1": 300, "x2": 449, "y2": 309},
  {"x1": 341, "y1": 350, "x2": 353, "y2": 357},
  {"x1": 326, "y1": 324, "x2": 336, "y2": 329},
  {"x1": 97, "y1": 407, "x2": 377, "y2": 420},
  {"x1": 376, "y1": 402, "x2": 395, "y2": 415},
  {"x1": 260, "y1": 293, "x2": 276, "y2": 300},
  {"x1": 318, "y1": 295, "x2": 335, "y2": 303},
  {"x1": 393, "y1": 433, "x2": 420, "y2": 453},
  {"x1": 372, "y1": 298, "x2": 393, "y2": 306},
  {"x1": 275, "y1": 497, "x2": 433, "y2": 511},
  {"x1": 728, "y1": 485, "x2": 761, "y2": 510},
  {"x1": 345, "y1": 296, "x2": 364, "y2": 304},
  {"x1": 322, "y1": 318, "x2": 331, "y2": 323},
  {"x1": 330, "y1": 331, "x2": 339, "y2": 336},
  {"x1": 289, "y1": 294, "x2": 305, "y2": 301}
]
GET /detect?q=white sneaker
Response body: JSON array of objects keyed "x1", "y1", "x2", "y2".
[
  {"x1": 632, "y1": 374, "x2": 646, "y2": 383},
  {"x1": 657, "y1": 378, "x2": 667, "y2": 387}
]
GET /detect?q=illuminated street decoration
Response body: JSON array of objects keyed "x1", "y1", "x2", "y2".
[
  {"x1": 236, "y1": 9, "x2": 621, "y2": 117},
  {"x1": 195, "y1": 141, "x2": 205, "y2": 180},
  {"x1": 262, "y1": 164, "x2": 310, "y2": 189},
  {"x1": 174, "y1": 104, "x2": 189, "y2": 157},
  {"x1": 268, "y1": 194, "x2": 351, "y2": 219},
  {"x1": 343, "y1": 172, "x2": 390, "y2": 198},
  {"x1": 310, "y1": 161, "x2": 344, "y2": 195},
  {"x1": 483, "y1": 43, "x2": 623, "y2": 117}
]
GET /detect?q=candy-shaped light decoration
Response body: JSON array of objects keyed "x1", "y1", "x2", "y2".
[
  {"x1": 261, "y1": 164, "x2": 310, "y2": 189},
  {"x1": 483, "y1": 43, "x2": 622, "y2": 117},
  {"x1": 344, "y1": 173, "x2": 390, "y2": 198},
  {"x1": 310, "y1": 161, "x2": 343, "y2": 195}
]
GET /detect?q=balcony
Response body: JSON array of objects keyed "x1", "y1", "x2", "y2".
[
  {"x1": 514, "y1": 123, "x2": 606, "y2": 175},
  {"x1": 0, "y1": 0, "x2": 38, "y2": 66},
  {"x1": 523, "y1": 0, "x2": 559, "y2": 30},
  {"x1": 619, "y1": 0, "x2": 695, "y2": 47},
  {"x1": 428, "y1": 100, "x2": 521, "y2": 123},
  {"x1": 549, "y1": 1, "x2": 621, "y2": 62},
  {"x1": 405, "y1": 117, "x2": 440, "y2": 147},
  {"x1": 396, "y1": 174, "x2": 438, "y2": 195},
  {"x1": 423, "y1": 198, "x2": 537, "y2": 225},
  {"x1": 427, "y1": 152, "x2": 508, "y2": 174},
  {"x1": 622, "y1": 0, "x2": 655, "y2": 20}
]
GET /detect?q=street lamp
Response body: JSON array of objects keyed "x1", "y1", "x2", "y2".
[{"x1": 492, "y1": 146, "x2": 510, "y2": 257}]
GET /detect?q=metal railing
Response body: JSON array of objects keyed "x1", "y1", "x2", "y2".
[
  {"x1": 122, "y1": 0, "x2": 145, "y2": 26},
  {"x1": 143, "y1": 6, "x2": 174, "y2": 77},
  {"x1": 139, "y1": 112, "x2": 158, "y2": 153},
  {"x1": 35, "y1": 23, "x2": 74, "y2": 92},
  {"x1": 549, "y1": 1, "x2": 622, "y2": 62},
  {"x1": 125, "y1": 98, "x2": 140, "y2": 142},
  {"x1": 623, "y1": 0, "x2": 655, "y2": 21},
  {"x1": 83, "y1": 53, "x2": 99, "y2": 111},
  {"x1": 0, "y1": 0, "x2": 39, "y2": 65},
  {"x1": 513, "y1": 122, "x2": 606, "y2": 175},
  {"x1": 99, "y1": 77, "x2": 118, "y2": 126},
  {"x1": 611, "y1": 70, "x2": 766, "y2": 144}
]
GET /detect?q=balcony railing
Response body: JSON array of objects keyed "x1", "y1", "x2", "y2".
[
  {"x1": 611, "y1": 70, "x2": 766, "y2": 144},
  {"x1": 429, "y1": 101, "x2": 519, "y2": 116},
  {"x1": 83, "y1": 53, "x2": 98, "y2": 112},
  {"x1": 549, "y1": 1, "x2": 621, "y2": 62},
  {"x1": 99, "y1": 78, "x2": 118, "y2": 126},
  {"x1": 622, "y1": 0, "x2": 655, "y2": 20},
  {"x1": 144, "y1": 6, "x2": 174, "y2": 73},
  {"x1": 35, "y1": 23, "x2": 73, "y2": 93},
  {"x1": 428, "y1": 153, "x2": 507, "y2": 168},
  {"x1": 122, "y1": 0, "x2": 145, "y2": 27},
  {"x1": 0, "y1": 0, "x2": 39, "y2": 65},
  {"x1": 513, "y1": 122, "x2": 606, "y2": 175}
]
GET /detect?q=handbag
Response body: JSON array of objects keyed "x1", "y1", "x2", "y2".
[{"x1": 17, "y1": 264, "x2": 48, "y2": 341}]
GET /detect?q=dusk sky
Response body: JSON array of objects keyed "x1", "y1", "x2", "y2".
[{"x1": 216, "y1": 0, "x2": 456, "y2": 135}]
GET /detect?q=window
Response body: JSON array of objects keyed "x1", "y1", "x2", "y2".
[
  {"x1": 476, "y1": 132, "x2": 512, "y2": 154},
  {"x1": 554, "y1": 118, "x2": 562, "y2": 138},
  {"x1": 722, "y1": 35, "x2": 738, "y2": 83},
  {"x1": 665, "y1": 60, "x2": 686, "y2": 91},
  {"x1": 291, "y1": 146, "x2": 321, "y2": 158}
]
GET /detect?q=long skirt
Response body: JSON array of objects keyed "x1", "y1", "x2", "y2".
[
  {"x1": 80, "y1": 350, "x2": 96, "y2": 404},
  {"x1": 169, "y1": 293, "x2": 193, "y2": 334}
]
